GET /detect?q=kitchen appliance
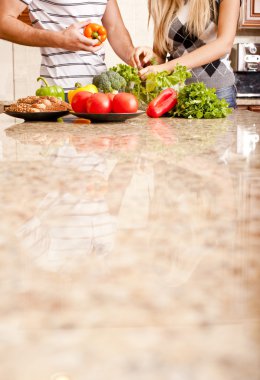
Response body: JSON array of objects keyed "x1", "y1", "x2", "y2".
[{"x1": 231, "y1": 43, "x2": 260, "y2": 97}]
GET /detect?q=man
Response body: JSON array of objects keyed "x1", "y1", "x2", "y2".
[{"x1": 0, "y1": 0, "x2": 135, "y2": 92}]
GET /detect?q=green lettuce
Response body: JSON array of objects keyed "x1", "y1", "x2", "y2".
[
  {"x1": 109, "y1": 63, "x2": 191, "y2": 105},
  {"x1": 109, "y1": 64, "x2": 141, "y2": 97}
]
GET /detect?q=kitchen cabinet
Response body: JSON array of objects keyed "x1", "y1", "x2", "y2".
[
  {"x1": 237, "y1": 97, "x2": 260, "y2": 112},
  {"x1": 248, "y1": 105, "x2": 260, "y2": 112},
  {"x1": 237, "y1": 104, "x2": 260, "y2": 112},
  {"x1": 240, "y1": 0, "x2": 260, "y2": 28}
]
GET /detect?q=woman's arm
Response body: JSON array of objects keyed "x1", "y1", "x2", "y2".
[
  {"x1": 102, "y1": 0, "x2": 135, "y2": 65},
  {"x1": 139, "y1": 0, "x2": 240, "y2": 78},
  {"x1": 0, "y1": 0, "x2": 102, "y2": 51}
]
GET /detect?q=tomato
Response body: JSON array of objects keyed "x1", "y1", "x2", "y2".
[
  {"x1": 71, "y1": 91, "x2": 93, "y2": 113},
  {"x1": 107, "y1": 93, "x2": 116, "y2": 103},
  {"x1": 86, "y1": 93, "x2": 112, "y2": 114},
  {"x1": 112, "y1": 93, "x2": 138, "y2": 113}
]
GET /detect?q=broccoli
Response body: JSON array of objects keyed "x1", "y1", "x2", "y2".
[
  {"x1": 92, "y1": 71, "x2": 126, "y2": 93},
  {"x1": 93, "y1": 73, "x2": 111, "y2": 93}
]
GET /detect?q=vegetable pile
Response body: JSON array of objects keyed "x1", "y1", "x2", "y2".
[
  {"x1": 33, "y1": 60, "x2": 232, "y2": 120},
  {"x1": 109, "y1": 63, "x2": 191, "y2": 104},
  {"x1": 170, "y1": 82, "x2": 232, "y2": 119},
  {"x1": 109, "y1": 64, "x2": 232, "y2": 119},
  {"x1": 71, "y1": 91, "x2": 138, "y2": 114}
]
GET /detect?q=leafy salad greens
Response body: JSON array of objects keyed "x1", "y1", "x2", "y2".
[
  {"x1": 171, "y1": 82, "x2": 232, "y2": 119},
  {"x1": 109, "y1": 63, "x2": 191, "y2": 105}
]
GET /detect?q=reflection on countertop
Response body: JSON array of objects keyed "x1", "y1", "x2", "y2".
[{"x1": 0, "y1": 111, "x2": 259, "y2": 380}]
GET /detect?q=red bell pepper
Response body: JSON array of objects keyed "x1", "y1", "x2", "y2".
[{"x1": 146, "y1": 88, "x2": 177, "y2": 118}]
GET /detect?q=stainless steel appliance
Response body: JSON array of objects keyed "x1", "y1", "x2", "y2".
[
  {"x1": 236, "y1": 43, "x2": 260, "y2": 72},
  {"x1": 231, "y1": 43, "x2": 260, "y2": 97}
]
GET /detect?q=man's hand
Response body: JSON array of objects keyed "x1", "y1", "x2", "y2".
[
  {"x1": 58, "y1": 20, "x2": 103, "y2": 52},
  {"x1": 130, "y1": 46, "x2": 155, "y2": 69}
]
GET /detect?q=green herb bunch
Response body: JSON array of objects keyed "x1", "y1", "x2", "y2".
[{"x1": 171, "y1": 82, "x2": 232, "y2": 119}]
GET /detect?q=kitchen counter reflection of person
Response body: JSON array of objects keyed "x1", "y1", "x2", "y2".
[
  {"x1": 0, "y1": 0, "x2": 134, "y2": 93},
  {"x1": 16, "y1": 132, "x2": 153, "y2": 271},
  {"x1": 131, "y1": 0, "x2": 241, "y2": 108},
  {"x1": 18, "y1": 151, "x2": 117, "y2": 272}
]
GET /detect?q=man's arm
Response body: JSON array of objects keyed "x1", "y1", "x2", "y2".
[
  {"x1": 0, "y1": 0, "x2": 101, "y2": 52},
  {"x1": 102, "y1": 0, "x2": 134, "y2": 65}
]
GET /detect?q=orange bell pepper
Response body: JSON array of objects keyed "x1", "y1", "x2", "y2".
[{"x1": 84, "y1": 23, "x2": 107, "y2": 46}]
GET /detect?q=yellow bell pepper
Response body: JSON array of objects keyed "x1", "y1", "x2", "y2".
[{"x1": 68, "y1": 82, "x2": 98, "y2": 103}]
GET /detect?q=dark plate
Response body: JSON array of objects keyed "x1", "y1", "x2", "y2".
[
  {"x1": 70, "y1": 110, "x2": 145, "y2": 122},
  {"x1": 5, "y1": 110, "x2": 70, "y2": 121}
]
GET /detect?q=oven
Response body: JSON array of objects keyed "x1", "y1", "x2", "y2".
[{"x1": 231, "y1": 43, "x2": 260, "y2": 98}]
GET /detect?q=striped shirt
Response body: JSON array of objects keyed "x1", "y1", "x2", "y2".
[
  {"x1": 21, "y1": 0, "x2": 109, "y2": 92},
  {"x1": 18, "y1": 193, "x2": 116, "y2": 271}
]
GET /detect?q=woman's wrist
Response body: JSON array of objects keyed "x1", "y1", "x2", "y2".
[{"x1": 162, "y1": 60, "x2": 176, "y2": 73}]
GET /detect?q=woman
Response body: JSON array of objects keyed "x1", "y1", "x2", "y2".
[{"x1": 132, "y1": 0, "x2": 241, "y2": 108}]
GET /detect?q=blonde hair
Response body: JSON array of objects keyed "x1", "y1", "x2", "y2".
[{"x1": 148, "y1": 0, "x2": 217, "y2": 58}]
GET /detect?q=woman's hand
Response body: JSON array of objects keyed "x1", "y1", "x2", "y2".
[
  {"x1": 58, "y1": 20, "x2": 103, "y2": 52},
  {"x1": 138, "y1": 63, "x2": 170, "y2": 80},
  {"x1": 130, "y1": 46, "x2": 156, "y2": 69}
]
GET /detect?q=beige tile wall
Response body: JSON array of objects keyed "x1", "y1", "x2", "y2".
[
  {"x1": 0, "y1": 0, "x2": 153, "y2": 101},
  {"x1": 0, "y1": 41, "x2": 14, "y2": 101},
  {"x1": 13, "y1": 44, "x2": 42, "y2": 99},
  {"x1": 106, "y1": 0, "x2": 154, "y2": 68}
]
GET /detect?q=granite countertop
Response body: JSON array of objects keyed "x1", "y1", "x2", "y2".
[{"x1": 0, "y1": 110, "x2": 259, "y2": 380}]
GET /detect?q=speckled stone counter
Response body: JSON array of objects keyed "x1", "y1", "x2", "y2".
[{"x1": 0, "y1": 110, "x2": 259, "y2": 380}]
